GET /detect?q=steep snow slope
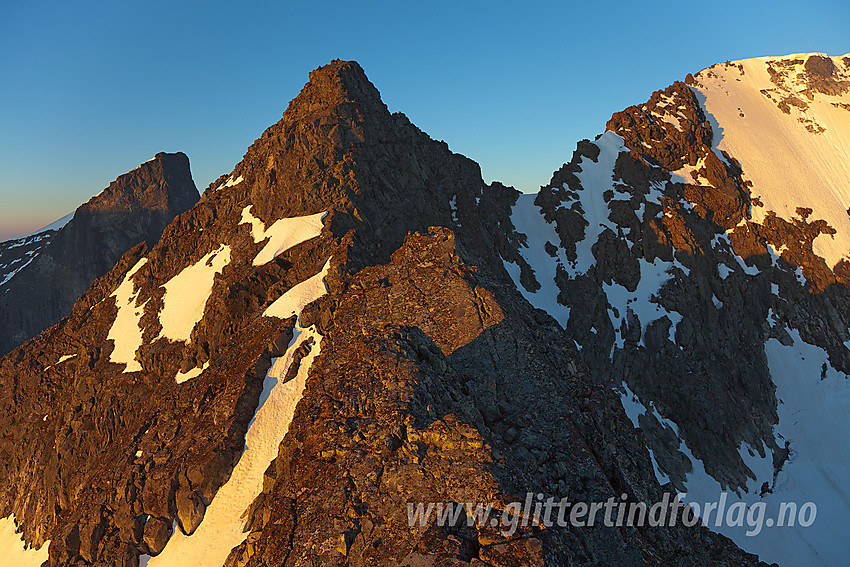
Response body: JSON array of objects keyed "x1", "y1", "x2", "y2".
[
  {"x1": 692, "y1": 53, "x2": 850, "y2": 268},
  {"x1": 142, "y1": 261, "x2": 330, "y2": 566},
  {"x1": 28, "y1": 211, "x2": 74, "y2": 236},
  {"x1": 617, "y1": 326, "x2": 850, "y2": 566},
  {"x1": 677, "y1": 328, "x2": 850, "y2": 567}
]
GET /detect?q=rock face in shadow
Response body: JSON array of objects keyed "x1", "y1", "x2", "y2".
[
  {"x1": 0, "y1": 61, "x2": 766, "y2": 567},
  {"x1": 0, "y1": 152, "x2": 200, "y2": 355}
]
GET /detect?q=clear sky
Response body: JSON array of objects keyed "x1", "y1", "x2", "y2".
[{"x1": 1, "y1": 0, "x2": 847, "y2": 240}]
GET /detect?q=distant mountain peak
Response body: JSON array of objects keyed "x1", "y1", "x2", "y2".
[
  {"x1": 80, "y1": 151, "x2": 198, "y2": 216},
  {"x1": 0, "y1": 152, "x2": 199, "y2": 355}
]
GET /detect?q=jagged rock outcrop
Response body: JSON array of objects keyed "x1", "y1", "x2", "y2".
[
  {"x1": 0, "y1": 61, "x2": 766, "y2": 567},
  {"x1": 502, "y1": 53, "x2": 850, "y2": 565},
  {"x1": 0, "y1": 152, "x2": 200, "y2": 355}
]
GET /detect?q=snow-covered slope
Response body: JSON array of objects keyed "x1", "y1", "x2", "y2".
[
  {"x1": 0, "y1": 212, "x2": 74, "y2": 288},
  {"x1": 0, "y1": 224, "x2": 64, "y2": 290},
  {"x1": 505, "y1": 131, "x2": 688, "y2": 350},
  {"x1": 28, "y1": 211, "x2": 75, "y2": 237},
  {"x1": 502, "y1": 52, "x2": 850, "y2": 567},
  {"x1": 692, "y1": 53, "x2": 850, "y2": 268},
  {"x1": 680, "y1": 328, "x2": 850, "y2": 566}
]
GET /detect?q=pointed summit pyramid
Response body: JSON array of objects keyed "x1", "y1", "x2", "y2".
[
  {"x1": 201, "y1": 59, "x2": 496, "y2": 270},
  {"x1": 282, "y1": 59, "x2": 387, "y2": 121}
]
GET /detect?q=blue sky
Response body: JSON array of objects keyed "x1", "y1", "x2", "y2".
[{"x1": 1, "y1": 0, "x2": 847, "y2": 239}]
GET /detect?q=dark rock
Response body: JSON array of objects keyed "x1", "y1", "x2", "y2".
[
  {"x1": 142, "y1": 516, "x2": 172, "y2": 555},
  {"x1": 0, "y1": 60, "x2": 769, "y2": 567},
  {"x1": 0, "y1": 152, "x2": 200, "y2": 355},
  {"x1": 175, "y1": 487, "x2": 205, "y2": 536}
]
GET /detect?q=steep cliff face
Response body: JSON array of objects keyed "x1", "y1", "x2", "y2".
[
  {"x1": 0, "y1": 152, "x2": 200, "y2": 355},
  {"x1": 502, "y1": 53, "x2": 850, "y2": 565},
  {"x1": 0, "y1": 61, "x2": 764, "y2": 567}
]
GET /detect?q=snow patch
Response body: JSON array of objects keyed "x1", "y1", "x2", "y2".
[
  {"x1": 264, "y1": 260, "x2": 331, "y2": 319},
  {"x1": 175, "y1": 361, "x2": 210, "y2": 384},
  {"x1": 603, "y1": 257, "x2": 681, "y2": 349},
  {"x1": 107, "y1": 259, "x2": 149, "y2": 372},
  {"x1": 767, "y1": 243, "x2": 789, "y2": 265},
  {"x1": 653, "y1": 110, "x2": 683, "y2": 132},
  {"x1": 505, "y1": 132, "x2": 684, "y2": 337},
  {"x1": 224, "y1": 175, "x2": 243, "y2": 188},
  {"x1": 713, "y1": 231, "x2": 759, "y2": 276},
  {"x1": 671, "y1": 156, "x2": 713, "y2": 187},
  {"x1": 732, "y1": 251, "x2": 760, "y2": 276},
  {"x1": 158, "y1": 246, "x2": 231, "y2": 343},
  {"x1": 0, "y1": 515, "x2": 49, "y2": 567},
  {"x1": 505, "y1": 131, "x2": 631, "y2": 329},
  {"x1": 239, "y1": 206, "x2": 325, "y2": 266}
]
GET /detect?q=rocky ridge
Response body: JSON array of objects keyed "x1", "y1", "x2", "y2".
[
  {"x1": 502, "y1": 53, "x2": 850, "y2": 564},
  {"x1": 0, "y1": 61, "x2": 766, "y2": 567}
]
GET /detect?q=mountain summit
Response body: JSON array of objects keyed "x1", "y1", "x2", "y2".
[
  {"x1": 504, "y1": 52, "x2": 850, "y2": 566},
  {"x1": 0, "y1": 152, "x2": 200, "y2": 355},
  {"x1": 2, "y1": 55, "x2": 849, "y2": 566}
]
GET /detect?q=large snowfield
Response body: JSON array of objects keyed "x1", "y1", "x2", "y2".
[
  {"x1": 506, "y1": 53, "x2": 850, "y2": 566},
  {"x1": 694, "y1": 53, "x2": 850, "y2": 268}
]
